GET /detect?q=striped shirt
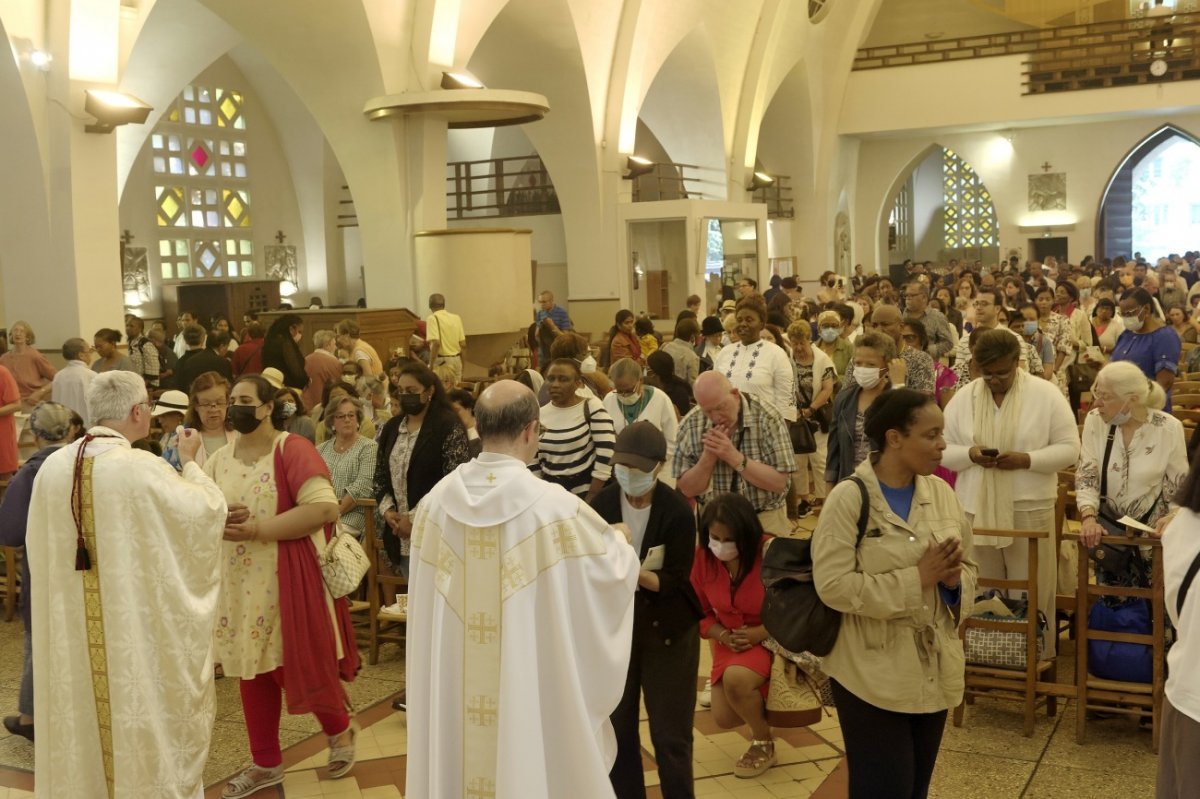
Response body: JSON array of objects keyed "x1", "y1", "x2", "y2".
[{"x1": 534, "y1": 397, "x2": 615, "y2": 497}]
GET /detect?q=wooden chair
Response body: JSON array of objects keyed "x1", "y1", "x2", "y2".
[
  {"x1": 954, "y1": 527, "x2": 1056, "y2": 737},
  {"x1": 360, "y1": 498, "x2": 408, "y2": 666},
  {"x1": 1053, "y1": 475, "x2": 1077, "y2": 640},
  {"x1": 1170, "y1": 381, "x2": 1200, "y2": 396},
  {"x1": 1073, "y1": 532, "x2": 1165, "y2": 752},
  {"x1": 1171, "y1": 393, "x2": 1200, "y2": 411}
]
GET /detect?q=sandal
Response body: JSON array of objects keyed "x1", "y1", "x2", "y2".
[
  {"x1": 222, "y1": 764, "x2": 284, "y2": 798},
  {"x1": 328, "y1": 719, "x2": 359, "y2": 779},
  {"x1": 733, "y1": 739, "x2": 776, "y2": 779}
]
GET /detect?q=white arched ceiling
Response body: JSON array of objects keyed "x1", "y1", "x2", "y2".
[
  {"x1": 0, "y1": 12, "x2": 52, "y2": 318},
  {"x1": 755, "y1": 59, "x2": 814, "y2": 197},
  {"x1": 636, "y1": 25, "x2": 726, "y2": 198},
  {"x1": 467, "y1": 0, "x2": 614, "y2": 296}
]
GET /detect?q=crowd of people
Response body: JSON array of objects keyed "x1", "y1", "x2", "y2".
[{"x1": 2, "y1": 253, "x2": 1200, "y2": 798}]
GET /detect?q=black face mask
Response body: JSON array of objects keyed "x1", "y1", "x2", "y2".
[
  {"x1": 227, "y1": 404, "x2": 263, "y2": 434},
  {"x1": 399, "y1": 393, "x2": 427, "y2": 416}
]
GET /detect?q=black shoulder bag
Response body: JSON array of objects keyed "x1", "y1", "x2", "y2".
[
  {"x1": 1088, "y1": 427, "x2": 1156, "y2": 583},
  {"x1": 760, "y1": 477, "x2": 869, "y2": 655}
]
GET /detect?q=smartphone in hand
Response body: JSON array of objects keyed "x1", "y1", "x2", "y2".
[{"x1": 980, "y1": 448, "x2": 999, "y2": 458}]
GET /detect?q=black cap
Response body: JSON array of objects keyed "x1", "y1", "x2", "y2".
[
  {"x1": 700, "y1": 316, "x2": 724, "y2": 336},
  {"x1": 611, "y1": 421, "x2": 667, "y2": 472}
]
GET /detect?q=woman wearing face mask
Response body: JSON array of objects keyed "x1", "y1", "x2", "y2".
[
  {"x1": 1014, "y1": 303, "x2": 1055, "y2": 379},
  {"x1": 602, "y1": 358, "x2": 679, "y2": 487},
  {"x1": 590, "y1": 422, "x2": 701, "y2": 798},
  {"x1": 1111, "y1": 287, "x2": 1181, "y2": 410},
  {"x1": 825, "y1": 332, "x2": 901, "y2": 492},
  {"x1": 317, "y1": 395, "x2": 379, "y2": 541},
  {"x1": 205, "y1": 375, "x2": 360, "y2": 797},
  {"x1": 374, "y1": 361, "x2": 470, "y2": 578},
  {"x1": 1076, "y1": 361, "x2": 1188, "y2": 547},
  {"x1": 713, "y1": 296, "x2": 796, "y2": 423},
  {"x1": 689, "y1": 493, "x2": 776, "y2": 779},
  {"x1": 260, "y1": 314, "x2": 309, "y2": 390},
  {"x1": 812, "y1": 389, "x2": 977, "y2": 799},
  {"x1": 942, "y1": 329, "x2": 1079, "y2": 659},
  {"x1": 274, "y1": 386, "x2": 316, "y2": 443},
  {"x1": 816, "y1": 309, "x2": 854, "y2": 382}
]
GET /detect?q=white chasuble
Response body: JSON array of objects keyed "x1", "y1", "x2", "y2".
[
  {"x1": 27, "y1": 429, "x2": 228, "y2": 799},
  {"x1": 406, "y1": 452, "x2": 639, "y2": 799}
]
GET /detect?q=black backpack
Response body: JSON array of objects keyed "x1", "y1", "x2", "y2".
[{"x1": 760, "y1": 477, "x2": 869, "y2": 656}]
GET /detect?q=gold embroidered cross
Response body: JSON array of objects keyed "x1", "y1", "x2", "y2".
[
  {"x1": 467, "y1": 695, "x2": 499, "y2": 727},
  {"x1": 466, "y1": 777, "x2": 497, "y2": 798},
  {"x1": 486, "y1": 472, "x2": 497, "y2": 483},
  {"x1": 501, "y1": 560, "x2": 527, "y2": 594},
  {"x1": 468, "y1": 612, "x2": 499, "y2": 644},
  {"x1": 467, "y1": 528, "x2": 498, "y2": 559},
  {"x1": 552, "y1": 522, "x2": 578, "y2": 555}
]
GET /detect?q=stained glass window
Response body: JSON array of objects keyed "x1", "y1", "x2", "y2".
[
  {"x1": 150, "y1": 83, "x2": 252, "y2": 280},
  {"x1": 943, "y1": 148, "x2": 997, "y2": 249}
]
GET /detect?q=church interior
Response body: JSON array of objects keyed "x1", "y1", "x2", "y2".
[{"x1": 0, "y1": 0, "x2": 1192, "y2": 796}]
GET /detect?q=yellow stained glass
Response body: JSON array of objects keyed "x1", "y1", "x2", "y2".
[{"x1": 168, "y1": 106, "x2": 180, "y2": 122}]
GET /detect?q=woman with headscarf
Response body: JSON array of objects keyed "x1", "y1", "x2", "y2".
[
  {"x1": 0, "y1": 402, "x2": 82, "y2": 742},
  {"x1": 941, "y1": 329, "x2": 1079, "y2": 657},
  {"x1": 261, "y1": 314, "x2": 309, "y2": 390}
]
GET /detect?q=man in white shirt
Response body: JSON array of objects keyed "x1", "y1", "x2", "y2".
[{"x1": 50, "y1": 338, "x2": 95, "y2": 426}]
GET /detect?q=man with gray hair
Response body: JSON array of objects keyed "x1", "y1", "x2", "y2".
[
  {"x1": 406, "y1": 379, "x2": 639, "y2": 799},
  {"x1": 51, "y1": 337, "x2": 95, "y2": 426},
  {"x1": 304, "y1": 328, "x2": 343, "y2": 411},
  {"x1": 902, "y1": 282, "x2": 957, "y2": 360},
  {"x1": 26, "y1": 371, "x2": 229, "y2": 798}
]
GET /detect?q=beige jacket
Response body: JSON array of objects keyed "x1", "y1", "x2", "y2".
[{"x1": 812, "y1": 459, "x2": 977, "y2": 714}]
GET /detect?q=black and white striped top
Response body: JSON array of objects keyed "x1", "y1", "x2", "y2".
[{"x1": 534, "y1": 397, "x2": 616, "y2": 496}]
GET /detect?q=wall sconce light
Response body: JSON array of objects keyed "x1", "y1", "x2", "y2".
[
  {"x1": 624, "y1": 155, "x2": 655, "y2": 180},
  {"x1": 747, "y1": 171, "x2": 775, "y2": 191},
  {"x1": 279, "y1": 279, "x2": 298, "y2": 298},
  {"x1": 29, "y1": 50, "x2": 52, "y2": 72},
  {"x1": 83, "y1": 89, "x2": 152, "y2": 134},
  {"x1": 440, "y1": 71, "x2": 485, "y2": 90}
]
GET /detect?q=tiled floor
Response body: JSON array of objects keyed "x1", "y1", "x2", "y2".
[{"x1": 0, "y1": 516, "x2": 1162, "y2": 797}]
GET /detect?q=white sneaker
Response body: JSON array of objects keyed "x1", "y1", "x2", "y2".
[{"x1": 698, "y1": 678, "x2": 712, "y2": 708}]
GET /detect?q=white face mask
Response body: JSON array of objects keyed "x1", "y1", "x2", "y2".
[
  {"x1": 708, "y1": 539, "x2": 738, "y2": 562},
  {"x1": 614, "y1": 464, "x2": 657, "y2": 497},
  {"x1": 1123, "y1": 311, "x2": 1145, "y2": 333},
  {"x1": 617, "y1": 389, "x2": 643, "y2": 406},
  {"x1": 854, "y1": 365, "x2": 884, "y2": 389},
  {"x1": 819, "y1": 327, "x2": 840, "y2": 343}
]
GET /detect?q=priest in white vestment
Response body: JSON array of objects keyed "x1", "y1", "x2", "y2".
[
  {"x1": 26, "y1": 371, "x2": 228, "y2": 799},
  {"x1": 406, "y1": 380, "x2": 640, "y2": 799}
]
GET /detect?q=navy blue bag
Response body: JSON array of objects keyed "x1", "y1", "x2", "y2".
[{"x1": 1087, "y1": 598, "x2": 1152, "y2": 684}]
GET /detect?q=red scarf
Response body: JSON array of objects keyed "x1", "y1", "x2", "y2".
[{"x1": 273, "y1": 434, "x2": 360, "y2": 715}]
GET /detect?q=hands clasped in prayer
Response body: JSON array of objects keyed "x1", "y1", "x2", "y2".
[{"x1": 700, "y1": 424, "x2": 740, "y2": 466}]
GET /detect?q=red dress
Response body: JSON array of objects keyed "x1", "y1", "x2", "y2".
[
  {"x1": 0, "y1": 366, "x2": 18, "y2": 474},
  {"x1": 690, "y1": 538, "x2": 772, "y2": 692}
]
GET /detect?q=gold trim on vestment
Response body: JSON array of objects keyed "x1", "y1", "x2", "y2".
[
  {"x1": 463, "y1": 524, "x2": 501, "y2": 798},
  {"x1": 79, "y1": 457, "x2": 116, "y2": 799}
]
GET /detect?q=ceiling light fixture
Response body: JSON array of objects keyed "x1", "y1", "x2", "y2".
[
  {"x1": 440, "y1": 71, "x2": 485, "y2": 90},
  {"x1": 83, "y1": 89, "x2": 152, "y2": 134},
  {"x1": 624, "y1": 155, "x2": 655, "y2": 180}
]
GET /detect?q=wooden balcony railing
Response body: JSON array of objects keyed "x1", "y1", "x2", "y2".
[
  {"x1": 751, "y1": 175, "x2": 794, "y2": 219},
  {"x1": 854, "y1": 12, "x2": 1200, "y2": 96},
  {"x1": 446, "y1": 154, "x2": 560, "y2": 219},
  {"x1": 631, "y1": 162, "x2": 709, "y2": 202}
]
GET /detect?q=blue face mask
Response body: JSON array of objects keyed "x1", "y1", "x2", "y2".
[{"x1": 1023, "y1": 320, "x2": 1039, "y2": 337}]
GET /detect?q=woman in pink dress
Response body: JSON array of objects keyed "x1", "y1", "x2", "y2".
[
  {"x1": 690, "y1": 492, "x2": 775, "y2": 779},
  {"x1": 902, "y1": 320, "x2": 958, "y2": 488}
]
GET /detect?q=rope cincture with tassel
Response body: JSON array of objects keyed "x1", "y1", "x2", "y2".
[{"x1": 70, "y1": 433, "x2": 118, "y2": 572}]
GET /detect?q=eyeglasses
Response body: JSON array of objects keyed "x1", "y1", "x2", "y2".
[
  {"x1": 131, "y1": 401, "x2": 151, "y2": 414},
  {"x1": 616, "y1": 386, "x2": 641, "y2": 396},
  {"x1": 196, "y1": 401, "x2": 228, "y2": 410}
]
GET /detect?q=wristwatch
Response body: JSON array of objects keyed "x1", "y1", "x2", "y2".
[{"x1": 734, "y1": 455, "x2": 747, "y2": 473}]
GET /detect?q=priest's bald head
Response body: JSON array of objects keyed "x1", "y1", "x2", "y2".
[
  {"x1": 476, "y1": 379, "x2": 542, "y2": 461},
  {"x1": 87, "y1": 371, "x2": 152, "y2": 442}
]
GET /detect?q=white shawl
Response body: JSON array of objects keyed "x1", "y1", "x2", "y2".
[{"x1": 970, "y1": 369, "x2": 1029, "y2": 546}]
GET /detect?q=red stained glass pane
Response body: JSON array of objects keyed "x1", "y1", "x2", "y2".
[{"x1": 191, "y1": 145, "x2": 209, "y2": 168}]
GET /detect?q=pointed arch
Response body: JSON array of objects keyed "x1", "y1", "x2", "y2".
[
  {"x1": 873, "y1": 143, "x2": 942, "y2": 270},
  {"x1": 1096, "y1": 124, "x2": 1200, "y2": 259}
]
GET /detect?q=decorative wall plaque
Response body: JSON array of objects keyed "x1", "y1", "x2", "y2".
[{"x1": 1028, "y1": 173, "x2": 1067, "y2": 211}]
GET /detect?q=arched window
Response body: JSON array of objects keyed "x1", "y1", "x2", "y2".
[
  {"x1": 152, "y1": 84, "x2": 253, "y2": 281},
  {"x1": 942, "y1": 148, "x2": 997, "y2": 249}
]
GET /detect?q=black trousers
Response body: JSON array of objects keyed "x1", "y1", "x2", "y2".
[
  {"x1": 830, "y1": 679, "x2": 947, "y2": 799},
  {"x1": 609, "y1": 623, "x2": 700, "y2": 799}
]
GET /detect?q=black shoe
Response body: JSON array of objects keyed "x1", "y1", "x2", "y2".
[
  {"x1": 392, "y1": 692, "x2": 406, "y2": 712},
  {"x1": 3, "y1": 716, "x2": 33, "y2": 742},
  {"x1": 795, "y1": 500, "x2": 812, "y2": 519}
]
